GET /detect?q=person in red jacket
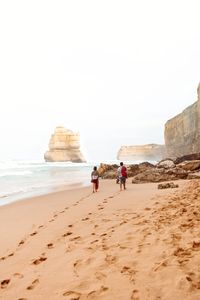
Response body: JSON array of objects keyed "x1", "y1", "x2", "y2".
[{"x1": 117, "y1": 162, "x2": 127, "y2": 191}]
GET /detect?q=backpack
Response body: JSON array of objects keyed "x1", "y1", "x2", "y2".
[{"x1": 121, "y1": 166, "x2": 127, "y2": 178}]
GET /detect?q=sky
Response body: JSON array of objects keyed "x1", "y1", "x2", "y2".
[{"x1": 0, "y1": 0, "x2": 200, "y2": 162}]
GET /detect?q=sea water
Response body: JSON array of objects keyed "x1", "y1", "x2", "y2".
[
  {"x1": 0, "y1": 159, "x2": 156, "y2": 206},
  {"x1": 0, "y1": 160, "x2": 97, "y2": 205}
]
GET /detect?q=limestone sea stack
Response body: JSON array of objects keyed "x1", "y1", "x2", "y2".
[
  {"x1": 165, "y1": 82, "x2": 200, "y2": 158},
  {"x1": 44, "y1": 126, "x2": 86, "y2": 162},
  {"x1": 117, "y1": 144, "x2": 165, "y2": 161}
]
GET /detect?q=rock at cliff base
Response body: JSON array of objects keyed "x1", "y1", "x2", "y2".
[
  {"x1": 131, "y1": 167, "x2": 188, "y2": 184},
  {"x1": 158, "y1": 182, "x2": 179, "y2": 189},
  {"x1": 187, "y1": 172, "x2": 200, "y2": 179},
  {"x1": 177, "y1": 160, "x2": 200, "y2": 171},
  {"x1": 156, "y1": 159, "x2": 175, "y2": 169},
  {"x1": 174, "y1": 153, "x2": 200, "y2": 164}
]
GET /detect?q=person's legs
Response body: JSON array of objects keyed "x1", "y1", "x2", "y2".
[
  {"x1": 92, "y1": 181, "x2": 95, "y2": 193},
  {"x1": 123, "y1": 178, "x2": 126, "y2": 190},
  {"x1": 121, "y1": 177, "x2": 126, "y2": 190},
  {"x1": 119, "y1": 177, "x2": 122, "y2": 191},
  {"x1": 95, "y1": 180, "x2": 99, "y2": 192}
]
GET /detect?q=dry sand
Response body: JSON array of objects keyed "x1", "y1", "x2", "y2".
[{"x1": 0, "y1": 179, "x2": 200, "y2": 300}]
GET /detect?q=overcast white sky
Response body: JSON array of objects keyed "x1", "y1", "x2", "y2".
[{"x1": 0, "y1": 0, "x2": 199, "y2": 161}]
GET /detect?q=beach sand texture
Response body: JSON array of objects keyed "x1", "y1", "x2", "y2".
[{"x1": 0, "y1": 179, "x2": 200, "y2": 300}]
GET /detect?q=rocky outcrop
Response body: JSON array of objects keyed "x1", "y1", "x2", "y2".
[
  {"x1": 165, "y1": 83, "x2": 200, "y2": 158},
  {"x1": 117, "y1": 144, "x2": 165, "y2": 161},
  {"x1": 131, "y1": 166, "x2": 188, "y2": 183},
  {"x1": 174, "y1": 153, "x2": 200, "y2": 164},
  {"x1": 98, "y1": 162, "x2": 155, "y2": 179},
  {"x1": 44, "y1": 126, "x2": 86, "y2": 162},
  {"x1": 158, "y1": 182, "x2": 179, "y2": 189},
  {"x1": 98, "y1": 157, "x2": 200, "y2": 183}
]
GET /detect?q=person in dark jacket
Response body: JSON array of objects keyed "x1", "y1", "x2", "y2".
[{"x1": 91, "y1": 166, "x2": 99, "y2": 193}]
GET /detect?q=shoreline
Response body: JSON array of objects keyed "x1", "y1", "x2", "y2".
[
  {"x1": 0, "y1": 180, "x2": 90, "y2": 207},
  {"x1": 1, "y1": 179, "x2": 199, "y2": 299}
]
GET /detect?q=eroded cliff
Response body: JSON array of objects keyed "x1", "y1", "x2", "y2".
[
  {"x1": 165, "y1": 83, "x2": 200, "y2": 158},
  {"x1": 44, "y1": 127, "x2": 86, "y2": 162},
  {"x1": 117, "y1": 144, "x2": 165, "y2": 161}
]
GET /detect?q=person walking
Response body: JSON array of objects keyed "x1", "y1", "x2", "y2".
[
  {"x1": 91, "y1": 166, "x2": 99, "y2": 193},
  {"x1": 117, "y1": 162, "x2": 127, "y2": 191}
]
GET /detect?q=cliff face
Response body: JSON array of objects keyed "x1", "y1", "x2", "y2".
[
  {"x1": 44, "y1": 127, "x2": 86, "y2": 162},
  {"x1": 117, "y1": 144, "x2": 165, "y2": 161},
  {"x1": 165, "y1": 83, "x2": 200, "y2": 158}
]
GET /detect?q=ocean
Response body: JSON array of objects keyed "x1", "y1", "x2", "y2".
[
  {"x1": 0, "y1": 160, "x2": 98, "y2": 206},
  {"x1": 0, "y1": 159, "x2": 156, "y2": 206}
]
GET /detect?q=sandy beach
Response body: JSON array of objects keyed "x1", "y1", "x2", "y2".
[{"x1": 0, "y1": 179, "x2": 200, "y2": 300}]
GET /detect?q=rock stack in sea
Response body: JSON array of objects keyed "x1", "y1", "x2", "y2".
[
  {"x1": 165, "y1": 82, "x2": 200, "y2": 158},
  {"x1": 44, "y1": 126, "x2": 86, "y2": 162}
]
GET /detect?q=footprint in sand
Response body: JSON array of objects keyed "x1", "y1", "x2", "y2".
[
  {"x1": 38, "y1": 225, "x2": 44, "y2": 229},
  {"x1": 98, "y1": 207, "x2": 104, "y2": 210},
  {"x1": 105, "y1": 254, "x2": 117, "y2": 264},
  {"x1": 1, "y1": 279, "x2": 10, "y2": 289},
  {"x1": 49, "y1": 219, "x2": 55, "y2": 223},
  {"x1": 82, "y1": 217, "x2": 90, "y2": 221},
  {"x1": 100, "y1": 233, "x2": 107, "y2": 237},
  {"x1": 73, "y1": 259, "x2": 82, "y2": 276},
  {"x1": 60, "y1": 210, "x2": 65, "y2": 213},
  {"x1": 102, "y1": 218, "x2": 111, "y2": 223},
  {"x1": 192, "y1": 240, "x2": 200, "y2": 250},
  {"x1": 120, "y1": 220, "x2": 127, "y2": 225},
  {"x1": 18, "y1": 298, "x2": 28, "y2": 300},
  {"x1": 87, "y1": 286, "x2": 109, "y2": 299},
  {"x1": 95, "y1": 271, "x2": 107, "y2": 280},
  {"x1": 131, "y1": 289, "x2": 140, "y2": 300},
  {"x1": 144, "y1": 207, "x2": 151, "y2": 211},
  {"x1": 102, "y1": 244, "x2": 109, "y2": 250},
  {"x1": 63, "y1": 290, "x2": 81, "y2": 299},
  {"x1": 27, "y1": 278, "x2": 39, "y2": 290},
  {"x1": 70, "y1": 236, "x2": 81, "y2": 242},
  {"x1": 68, "y1": 224, "x2": 73, "y2": 228},
  {"x1": 32, "y1": 256, "x2": 47, "y2": 265},
  {"x1": 47, "y1": 243, "x2": 54, "y2": 249},
  {"x1": 13, "y1": 273, "x2": 24, "y2": 279},
  {"x1": 65, "y1": 207, "x2": 69, "y2": 210},
  {"x1": 8, "y1": 252, "x2": 14, "y2": 257},
  {"x1": 121, "y1": 266, "x2": 137, "y2": 282},
  {"x1": 30, "y1": 231, "x2": 37, "y2": 236},
  {"x1": 18, "y1": 240, "x2": 25, "y2": 247},
  {"x1": 91, "y1": 239, "x2": 99, "y2": 244},
  {"x1": 0, "y1": 256, "x2": 6, "y2": 261},
  {"x1": 62, "y1": 232, "x2": 73, "y2": 237}
]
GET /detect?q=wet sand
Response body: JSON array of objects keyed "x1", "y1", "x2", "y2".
[{"x1": 0, "y1": 179, "x2": 199, "y2": 300}]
